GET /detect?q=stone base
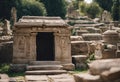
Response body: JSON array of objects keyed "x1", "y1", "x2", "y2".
[
  {"x1": 62, "y1": 63, "x2": 75, "y2": 71},
  {"x1": 101, "y1": 67, "x2": 120, "y2": 82},
  {"x1": 10, "y1": 64, "x2": 27, "y2": 72},
  {"x1": 74, "y1": 72, "x2": 102, "y2": 82},
  {"x1": 89, "y1": 58, "x2": 120, "y2": 75},
  {"x1": 102, "y1": 49, "x2": 116, "y2": 59},
  {"x1": 72, "y1": 55, "x2": 88, "y2": 69}
]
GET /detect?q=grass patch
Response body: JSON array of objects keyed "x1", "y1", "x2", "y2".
[
  {"x1": 71, "y1": 68, "x2": 88, "y2": 74},
  {"x1": 0, "y1": 64, "x2": 25, "y2": 77},
  {"x1": 7, "y1": 72, "x2": 25, "y2": 77}
]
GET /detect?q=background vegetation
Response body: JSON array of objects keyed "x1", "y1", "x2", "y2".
[{"x1": 0, "y1": 0, "x2": 120, "y2": 21}]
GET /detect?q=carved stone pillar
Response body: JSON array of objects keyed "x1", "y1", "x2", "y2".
[
  {"x1": 54, "y1": 32, "x2": 72, "y2": 63},
  {"x1": 29, "y1": 33, "x2": 37, "y2": 61},
  {"x1": 54, "y1": 33, "x2": 62, "y2": 61},
  {"x1": 60, "y1": 34, "x2": 72, "y2": 64},
  {"x1": 13, "y1": 33, "x2": 28, "y2": 63}
]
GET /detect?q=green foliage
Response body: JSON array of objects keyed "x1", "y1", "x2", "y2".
[
  {"x1": 40, "y1": 0, "x2": 67, "y2": 19},
  {"x1": 79, "y1": 2, "x2": 102, "y2": 18},
  {"x1": 79, "y1": 2, "x2": 87, "y2": 14},
  {"x1": 0, "y1": 64, "x2": 10, "y2": 73},
  {"x1": 112, "y1": 0, "x2": 120, "y2": 21},
  {"x1": 0, "y1": 64, "x2": 25, "y2": 77},
  {"x1": 85, "y1": 2, "x2": 102, "y2": 18},
  {"x1": 7, "y1": 72, "x2": 25, "y2": 77},
  {"x1": 86, "y1": 53, "x2": 95, "y2": 63},
  {"x1": 16, "y1": 0, "x2": 47, "y2": 19},
  {"x1": 71, "y1": 28, "x2": 77, "y2": 36},
  {"x1": 0, "y1": 0, "x2": 47, "y2": 20},
  {"x1": 94, "y1": 0, "x2": 113, "y2": 12},
  {"x1": 72, "y1": 68, "x2": 88, "y2": 74}
]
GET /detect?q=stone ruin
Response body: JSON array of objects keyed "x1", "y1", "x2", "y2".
[
  {"x1": 101, "y1": 10, "x2": 112, "y2": 23},
  {"x1": 13, "y1": 16, "x2": 74, "y2": 70},
  {"x1": 2, "y1": 19, "x2": 12, "y2": 35},
  {"x1": 74, "y1": 58, "x2": 120, "y2": 82},
  {"x1": 68, "y1": 15, "x2": 120, "y2": 71},
  {"x1": 68, "y1": 15, "x2": 120, "y2": 82},
  {"x1": 0, "y1": 19, "x2": 13, "y2": 63}
]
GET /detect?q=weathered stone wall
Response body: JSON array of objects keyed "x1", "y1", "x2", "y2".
[
  {"x1": 70, "y1": 36, "x2": 84, "y2": 41},
  {"x1": 82, "y1": 33, "x2": 102, "y2": 41},
  {"x1": 0, "y1": 41, "x2": 13, "y2": 63},
  {"x1": 71, "y1": 41, "x2": 89, "y2": 55}
]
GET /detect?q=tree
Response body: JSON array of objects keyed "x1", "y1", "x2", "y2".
[
  {"x1": 112, "y1": 0, "x2": 120, "y2": 21},
  {"x1": 16, "y1": 0, "x2": 47, "y2": 19},
  {"x1": 0, "y1": 0, "x2": 15, "y2": 20},
  {"x1": 94, "y1": 0, "x2": 113, "y2": 12},
  {"x1": 79, "y1": 2, "x2": 102, "y2": 18},
  {"x1": 40, "y1": 0, "x2": 67, "y2": 18},
  {"x1": 0, "y1": 0, "x2": 46, "y2": 20}
]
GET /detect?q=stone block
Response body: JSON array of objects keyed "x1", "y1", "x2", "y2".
[
  {"x1": 72, "y1": 55, "x2": 88, "y2": 69},
  {"x1": 102, "y1": 49, "x2": 116, "y2": 59},
  {"x1": 0, "y1": 74, "x2": 9, "y2": 82},
  {"x1": 101, "y1": 67, "x2": 120, "y2": 82},
  {"x1": 62, "y1": 63, "x2": 75, "y2": 71},
  {"x1": 10, "y1": 64, "x2": 27, "y2": 72},
  {"x1": 70, "y1": 36, "x2": 84, "y2": 41},
  {"x1": 25, "y1": 75, "x2": 49, "y2": 82},
  {"x1": 74, "y1": 72, "x2": 103, "y2": 82},
  {"x1": 71, "y1": 41, "x2": 89, "y2": 55},
  {"x1": 82, "y1": 33, "x2": 102, "y2": 41},
  {"x1": 89, "y1": 58, "x2": 120, "y2": 75},
  {"x1": 48, "y1": 74, "x2": 75, "y2": 82},
  {"x1": 114, "y1": 79, "x2": 120, "y2": 82},
  {"x1": 0, "y1": 41, "x2": 13, "y2": 63}
]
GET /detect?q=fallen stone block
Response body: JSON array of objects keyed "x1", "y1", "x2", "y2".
[
  {"x1": 101, "y1": 67, "x2": 120, "y2": 82},
  {"x1": 48, "y1": 74, "x2": 75, "y2": 82},
  {"x1": 72, "y1": 55, "x2": 88, "y2": 69},
  {"x1": 25, "y1": 75, "x2": 49, "y2": 82},
  {"x1": 0, "y1": 74, "x2": 9, "y2": 82},
  {"x1": 89, "y1": 58, "x2": 120, "y2": 75},
  {"x1": 74, "y1": 72, "x2": 103, "y2": 82},
  {"x1": 71, "y1": 41, "x2": 89, "y2": 55},
  {"x1": 70, "y1": 36, "x2": 84, "y2": 41}
]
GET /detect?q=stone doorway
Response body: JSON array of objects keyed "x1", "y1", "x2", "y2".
[{"x1": 36, "y1": 32, "x2": 55, "y2": 61}]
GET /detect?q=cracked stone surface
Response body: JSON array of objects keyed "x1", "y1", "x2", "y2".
[{"x1": 25, "y1": 74, "x2": 75, "y2": 82}]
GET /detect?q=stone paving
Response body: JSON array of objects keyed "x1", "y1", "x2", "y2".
[
  {"x1": 25, "y1": 74, "x2": 75, "y2": 82},
  {"x1": 0, "y1": 74, "x2": 9, "y2": 82}
]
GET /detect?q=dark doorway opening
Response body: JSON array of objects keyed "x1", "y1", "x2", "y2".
[{"x1": 36, "y1": 32, "x2": 55, "y2": 61}]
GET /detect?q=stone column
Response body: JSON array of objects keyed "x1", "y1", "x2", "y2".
[
  {"x1": 60, "y1": 34, "x2": 72, "y2": 64},
  {"x1": 54, "y1": 32, "x2": 72, "y2": 63},
  {"x1": 29, "y1": 33, "x2": 37, "y2": 61},
  {"x1": 13, "y1": 33, "x2": 28, "y2": 63},
  {"x1": 54, "y1": 33, "x2": 62, "y2": 61}
]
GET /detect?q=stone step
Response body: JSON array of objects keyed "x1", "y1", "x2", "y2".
[
  {"x1": 27, "y1": 65, "x2": 63, "y2": 71},
  {"x1": 29, "y1": 61, "x2": 61, "y2": 65},
  {"x1": 25, "y1": 70, "x2": 67, "y2": 75},
  {"x1": 74, "y1": 72, "x2": 103, "y2": 82},
  {"x1": 25, "y1": 74, "x2": 76, "y2": 82},
  {"x1": 25, "y1": 75, "x2": 49, "y2": 82},
  {"x1": 48, "y1": 74, "x2": 76, "y2": 82}
]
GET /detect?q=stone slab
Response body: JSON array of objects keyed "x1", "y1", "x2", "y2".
[
  {"x1": 74, "y1": 72, "x2": 102, "y2": 82},
  {"x1": 89, "y1": 58, "x2": 120, "y2": 75},
  {"x1": 9, "y1": 76, "x2": 25, "y2": 82},
  {"x1": 25, "y1": 75, "x2": 49, "y2": 82},
  {"x1": 48, "y1": 74, "x2": 75, "y2": 82},
  {"x1": 101, "y1": 67, "x2": 120, "y2": 82},
  {"x1": 0, "y1": 74, "x2": 9, "y2": 82},
  {"x1": 29, "y1": 61, "x2": 61, "y2": 65},
  {"x1": 25, "y1": 70, "x2": 67, "y2": 75},
  {"x1": 27, "y1": 65, "x2": 63, "y2": 71}
]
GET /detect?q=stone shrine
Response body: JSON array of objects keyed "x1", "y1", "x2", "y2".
[{"x1": 13, "y1": 16, "x2": 74, "y2": 69}]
